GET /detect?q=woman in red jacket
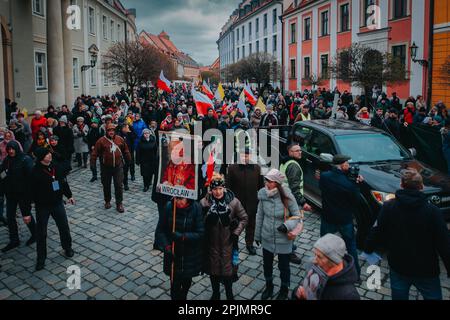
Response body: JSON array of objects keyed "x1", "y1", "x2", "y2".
[
  {"x1": 31, "y1": 111, "x2": 48, "y2": 140},
  {"x1": 403, "y1": 102, "x2": 416, "y2": 125}
]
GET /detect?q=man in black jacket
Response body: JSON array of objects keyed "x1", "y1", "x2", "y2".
[
  {"x1": 31, "y1": 148, "x2": 75, "y2": 271},
  {"x1": 0, "y1": 141, "x2": 36, "y2": 252},
  {"x1": 365, "y1": 168, "x2": 450, "y2": 300},
  {"x1": 370, "y1": 107, "x2": 385, "y2": 129}
]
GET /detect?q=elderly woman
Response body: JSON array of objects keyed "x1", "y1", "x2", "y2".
[
  {"x1": 0, "y1": 130, "x2": 23, "y2": 161},
  {"x1": 256, "y1": 169, "x2": 301, "y2": 300},
  {"x1": 136, "y1": 129, "x2": 158, "y2": 192},
  {"x1": 200, "y1": 173, "x2": 248, "y2": 300},
  {"x1": 73, "y1": 117, "x2": 89, "y2": 168}
]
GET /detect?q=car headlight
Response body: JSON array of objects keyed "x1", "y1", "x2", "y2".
[{"x1": 371, "y1": 191, "x2": 396, "y2": 204}]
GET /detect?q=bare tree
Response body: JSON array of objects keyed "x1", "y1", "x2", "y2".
[
  {"x1": 227, "y1": 53, "x2": 281, "y2": 89},
  {"x1": 302, "y1": 73, "x2": 326, "y2": 90},
  {"x1": 103, "y1": 40, "x2": 176, "y2": 94},
  {"x1": 200, "y1": 70, "x2": 220, "y2": 84},
  {"x1": 329, "y1": 43, "x2": 408, "y2": 107}
]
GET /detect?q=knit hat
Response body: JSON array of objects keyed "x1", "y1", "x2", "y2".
[
  {"x1": 314, "y1": 234, "x2": 347, "y2": 264},
  {"x1": 76, "y1": 117, "x2": 84, "y2": 122},
  {"x1": 49, "y1": 135, "x2": 59, "y2": 141},
  {"x1": 210, "y1": 175, "x2": 225, "y2": 189},
  {"x1": 59, "y1": 115, "x2": 68, "y2": 124},
  {"x1": 264, "y1": 169, "x2": 285, "y2": 185},
  {"x1": 34, "y1": 147, "x2": 51, "y2": 162}
]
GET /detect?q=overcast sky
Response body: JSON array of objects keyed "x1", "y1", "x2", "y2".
[{"x1": 121, "y1": 0, "x2": 241, "y2": 66}]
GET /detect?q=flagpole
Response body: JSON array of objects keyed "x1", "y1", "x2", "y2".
[{"x1": 171, "y1": 198, "x2": 177, "y2": 286}]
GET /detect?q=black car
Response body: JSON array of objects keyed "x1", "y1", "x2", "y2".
[{"x1": 264, "y1": 119, "x2": 450, "y2": 248}]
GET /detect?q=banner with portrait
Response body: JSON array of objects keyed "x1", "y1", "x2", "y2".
[{"x1": 157, "y1": 131, "x2": 201, "y2": 200}]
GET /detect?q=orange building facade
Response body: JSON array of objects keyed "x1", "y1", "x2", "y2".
[{"x1": 432, "y1": 0, "x2": 450, "y2": 106}]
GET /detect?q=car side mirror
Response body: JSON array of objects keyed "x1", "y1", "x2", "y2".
[
  {"x1": 409, "y1": 148, "x2": 417, "y2": 157},
  {"x1": 320, "y1": 153, "x2": 334, "y2": 163}
]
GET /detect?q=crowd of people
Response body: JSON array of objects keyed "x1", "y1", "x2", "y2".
[{"x1": 1, "y1": 83, "x2": 449, "y2": 300}]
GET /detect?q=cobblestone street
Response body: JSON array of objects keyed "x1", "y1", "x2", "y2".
[{"x1": 0, "y1": 167, "x2": 449, "y2": 301}]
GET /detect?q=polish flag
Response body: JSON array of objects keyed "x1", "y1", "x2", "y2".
[
  {"x1": 192, "y1": 89, "x2": 213, "y2": 116},
  {"x1": 202, "y1": 81, "x2": 215, "y2": 100},
  {"x1": 243, "y1": 84, "x2": 257, "y2": 106},
  {"x1": 157, "y1": 70, "x2": 172, "y2": 93},
  {"x1": 221, "y1": 102, "x2": 229, "y2": 116}
]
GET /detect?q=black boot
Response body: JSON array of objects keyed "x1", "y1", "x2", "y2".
[
  {"x1": 124, "y1": 184, "x2": 129, "y2": 191},
  {"x1": 289, "y1": 252, "x2": 302, "y2": 265},
  {"x1": 261, "y1": 282, "x2": 274, "y2": 300},
  {"x1": 276, "y1": 286, "x2": 289, "y2": 300},
  {"x1": 90, "y1": 177, "x2": 97, "y2": 183},
  {"x1": 210, "y1": 277, "x2": 221, "y2": 300},
  {"x1": 2, "y1": 241, "x2": 20, "y2": 253},
  {"x1": 35, "y1": 260, "x2": 45, "y2": 271},
  {"x1": 26, "y1": 236, "x2": 36, "y2": 246}
]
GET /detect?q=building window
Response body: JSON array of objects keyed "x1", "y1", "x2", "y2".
[
  {"x1": 32, "y1": 0, "x2": 45, "y2": 16},
  {"x1": 256, "y1": 40, "x2": 260, "y2": 53},
  {"x1": 102, "y1": 16, "x2": 108, "y2": 39},
  {"x1": 249, "y1": 22, "x2": 252, "y2": 39},
  {"x1": 340, "y1": 4, "x2": 350, "y2": 32},
  {"x1": 237, "y1": 28, "x2": 240, "y2": 43},
  {"x1": 264, "y1": 13, "x2": 268, "y2": 32},
  {"x1": 392, "y1": 44, "x2": 407, "y2": 69},
  {"x1": 243, "y1": 46, "x2": 245, "y2": 58},
  {"x1": 35, "y1": 51, "x2": 47, "y2": 90},
  {"x1": 321, "y1": 54, "x2": 329, "y2": 78},
  {"x1": 273, "y1": 35, "x2": 277, "y2": 53},
  {"x1": 256, "y1": 18, "x2": 259, "y2": 35},
  {"x1": 111, "y1": 20, "x2": 115, "y2": 41},
  {"x1": 393, "y1": 0, "x2": 407, "y2": 19},
  {"x1": 290, "y1": 59, "x2": 296, "y2": 79},
  {"x1": 88, "y1": 7, "x2": 95, "y2": 35},
  {"x1": 290, "y1": 23, "x2": 296, "y2": 44},
  {"x1": 273, "y1": 8, "x2": 277, "y2": 30},
  {"x1": 103, "y1": 70, "x2": 109, "y2": 86},
  {"x1": 249, "y1": 43, "x2": 252, "y2": 55},
  {"x1": 237, "y1": 48, "x2": 240, "y2": 59},
  {"x1": 73, "y1": 58, "x2": 79, "y2": 88},
  {"x1": 321, "y1": 11, "x2": 329, "y2": 36},
  {"x1": 90, "y1": 67, "x2": 97, "y2": 87},
  {"x1": 264, "y1": 38, "x2": 268, "y2": 52},
  {"x1": 242, "y1": 26, "x2": 245, "y2": 41},
  {"x1": 117, "y1": 24, "x2": 121, "y2": 41},
  {"x1": 364, "y1": 0, "x2": 376, "y2": 26},
  {"x1": 304, "y1": 57, "x2": 311, "y2": 78},
  {"x1": 304, "y1": 17, "x2": 311, "y2": 40}
]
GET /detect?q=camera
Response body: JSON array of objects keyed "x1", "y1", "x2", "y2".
[{"x1": 348, "y1": 165, "x2": 360, "y2": 183}]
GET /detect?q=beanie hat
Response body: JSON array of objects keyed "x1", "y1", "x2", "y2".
[
  {"x1": 34, "y1": 147, "x2": 51, "y2": 162},
  {"x1": 313, "y1": 234, "x2": 347, "y2": 264},
  {"x1": 59, "y1": 116, "x2": 68, "y2": 124}
]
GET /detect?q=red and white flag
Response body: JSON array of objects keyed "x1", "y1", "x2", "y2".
[
  {"x1": 243, "y1": 84, "x2": 257, "y2": 106},
  {"x1": 192, "y1": 89, "x2": 213, "y2": 116},
  {"x1": 157, "y1": 70, "x2": 172, "y2": 93},
  {"x1": 202, "y1": 81, "x2": 215, "y2": 100}
]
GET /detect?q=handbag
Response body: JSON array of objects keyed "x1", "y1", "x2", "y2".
[{"x1": 279, "y1": 208, "x2": 304, "y2": 241}]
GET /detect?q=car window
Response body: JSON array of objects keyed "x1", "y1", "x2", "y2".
[
  {"x1": 293, "y1": 125, "x2": 313, "y2": 148},
  {"x1": 308, "y1": 131, "x2": 336, "y2": 157}
]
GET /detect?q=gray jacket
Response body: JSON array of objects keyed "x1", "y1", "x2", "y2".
[{"x1": 255, "y1": 186, "x2": 300, "y2": 254}]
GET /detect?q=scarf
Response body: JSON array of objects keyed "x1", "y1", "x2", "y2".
[
  {"x1": 266, "y1": 187, "x2": 278, "y2": 198},
  {"x1": 206, "y1": 195, "x2": 231, "y2": 227}
]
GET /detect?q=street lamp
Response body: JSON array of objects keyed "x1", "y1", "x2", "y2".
[
  {"x1": 409, "y1": 42, "x2": 429, "y2": 67},
  {"x1": 81, "y1": 44, "x2": 99, "y2": 72}
]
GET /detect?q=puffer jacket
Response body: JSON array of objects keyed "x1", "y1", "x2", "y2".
[
  {"x1": 200, "y1": 191, "x2": 248, "y2": 277},
  {"x1": 255, "y1": 186, "x2": 300, "y2": 254},
  {"x1": 156, "y1": 200, "x2": 205, "y2": 279}
]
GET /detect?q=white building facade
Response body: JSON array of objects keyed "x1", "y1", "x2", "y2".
[
  {"x1": 218, "y1": 0, "x2": 284, "y2": 87},
  {"x1": 0, "y1": 0, "x2": 137, "y2": 122}
]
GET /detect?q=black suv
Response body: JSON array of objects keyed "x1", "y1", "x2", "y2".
[{"x1": 270, "y1": 119, "x2": 450, "y2": 248}]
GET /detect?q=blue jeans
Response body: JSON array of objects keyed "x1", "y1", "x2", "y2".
[
  {"x1": 390, "y1": 270, "x2": 443, "y2": 300},
  {"x1": 320, "y1": 220, "x2": 361, "y2": 277}
]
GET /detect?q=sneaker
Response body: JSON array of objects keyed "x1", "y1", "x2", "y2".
[
  {"x1": 246, "y1": 245, "x2": 257, "y2": 256},
  {"x1": 35, "y1": 261, "x2": 45, "y2": 271},
  {"x1": 90, "y1": 177, "x2": 97, "y2": 183},
  {"x1": 64, "y1": 249, "x2": 75, "y2": 258},
  {"x1": 105, "y1": 202, "x2": 112, "y2": 210},
  {"x1": 26, "y1": 237, "x2": 36, "y2": 246},
  {"x1": 1, "y1": 242, "x2": 20, "y2": 253},
  {"x1": 116, "y1": 204, "x2": 125, "y2": 213},
  {"x1": 289, "y1": 252, "x2": 302, "y2": 265}
]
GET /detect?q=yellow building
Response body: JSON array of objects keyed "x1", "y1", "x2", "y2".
[{"x1": 433, "y1": 0, "x2": 450, "y2": 106}]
